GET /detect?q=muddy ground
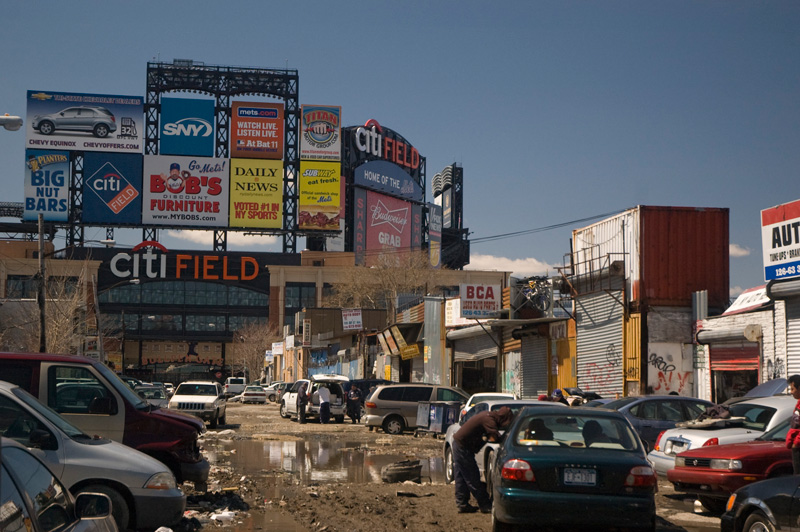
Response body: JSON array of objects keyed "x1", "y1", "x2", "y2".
[{"x1": 184, "y1": 401, "x2": 719, "y2": 532}]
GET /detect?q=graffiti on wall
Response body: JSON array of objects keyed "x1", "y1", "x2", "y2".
[
  {"x1": 503, "y1": 351, "x2": 521, "y2": 397},
  {"x1": 583, "y1": 362, "x2": 617, "y2": 392},
  {"x1": 767, "y1": 357, "x2": 786, "y2": 380},
  {"x1": 647, "y1": 342, "x2": 692, "y2": 395}
]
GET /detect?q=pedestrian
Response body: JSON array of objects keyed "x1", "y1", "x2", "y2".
[
  {"x1": 347, "y1": 385, "x2": 363, "y2": 424},
  {"x1": 551, "y1": 389, "x2": 569, "y2": 406},
  {"x1": 452, "y1": 405, "x2": 515, "y2": 514},
  {"x1": 297, "y1": 382, "x2": 308, "y2": 424},
  {"x1": 317, "y1": 384, "x2": 331, "y2": 424},
  {"x1": 786, "y1": 374, "x2": 800, "y2": 474}
]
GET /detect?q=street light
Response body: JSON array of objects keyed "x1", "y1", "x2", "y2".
[{"x1": 0, "y1": 114, "x2": 23, "y2": 131}]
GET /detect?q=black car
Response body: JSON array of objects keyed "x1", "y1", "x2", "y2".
[{"x1": 720, "y1": 474, "x2": 800, "y2": 532}]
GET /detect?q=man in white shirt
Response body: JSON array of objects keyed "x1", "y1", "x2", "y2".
[{"x1": 317, "y1": 385, "x2": 331, "y2": 424}]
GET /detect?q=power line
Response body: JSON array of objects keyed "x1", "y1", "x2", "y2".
[{"x1": 468, "y1": 209, "x2": 624, "y2": 245}]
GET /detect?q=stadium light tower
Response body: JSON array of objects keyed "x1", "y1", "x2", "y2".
[{"x1": 0, "y1": 114, "x2": 23, "y2": 131}]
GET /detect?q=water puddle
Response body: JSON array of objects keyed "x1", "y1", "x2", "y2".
[{"x1": 204, "y1": 438, "x2": 446, "y2": 484}]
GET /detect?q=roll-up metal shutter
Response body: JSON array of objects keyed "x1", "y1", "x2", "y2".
[
  {"x1": 786, "y1": 299, "x2": 800, "y2": 375},
  {"x1": 575, "y1": 289, "x2": 624, "y2": 397},
  {"x1": 520, "y1": 336, "x2": 548, "y2": 398},
  {"x1": 708, "y1": 343, "x2": 759, "y2": 371},
  {"x1": 453, "y1": 334, "x2": 497, "y2": 362}
]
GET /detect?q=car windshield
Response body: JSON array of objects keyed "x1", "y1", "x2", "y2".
[
  {"x1": 245, "y1": 386, "x2": 262, "y2": 392},
  {"x1": 95, "y1": 363, "x2": 149, "y2": 410},
  {"x1": 513, "y1": 413, "x2": 641, "y2": 451},
  {"x1": 728, "y1": 403, "x2": 777, "y2": 431},
  {"x1": 469, "y1": 394, "x2": 512, "y2": 406},
  {"x1": 175, "y1": 384, "x2": 218, "y2": 396},
  {"x1": 137, "y1": 388, "x2": 166, "y2": 400},
  {"x1": 602, "y1": 397, "x2": 639, "y2": 410},
  {"x1": 12, "y1": 387, "x2": 86, "y2": 439},
  {"x1": 757, "y1": 418, "x2": 790, "y2": 441}
]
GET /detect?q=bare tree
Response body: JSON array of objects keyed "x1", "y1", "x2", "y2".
[
  {"x1": 324, "y1": 250, "x2": 448, "y2": 324},
  {"x1": 230, "y1": 322, "x2": 281, "y2": 382}
]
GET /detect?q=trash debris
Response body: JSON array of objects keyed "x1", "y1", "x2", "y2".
[
  {"x1": 396, "y1": 491, "x2": 434, "y2": 497},
  {"x1": 381, "y1": 460, "x2": 422, "y2": 483},
  {"x1": 210, "y1": 511, "x2": 235, "y2": 522},
  {"x1": 154, "y1": 527, "x2": 173, "y2": 532}
]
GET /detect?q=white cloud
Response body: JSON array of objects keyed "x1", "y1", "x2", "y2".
[
  {"x1": 167, "y1": 230, "x2": 280, "y2": 248},
  {"x1": 465, "y1": 254, "x2": 555, "y2": 278},
  {"x1": 729, "y1": 243, "x2": 750, "y2": 257},
  {"x1": 729, "y1": 285, "x2": 745, "y2": 298}
]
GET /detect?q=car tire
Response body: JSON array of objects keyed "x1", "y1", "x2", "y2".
[
  {"x1": 444, "y1": 445, "x2": 454, "y2": 484},
  {"x1": 38, "y1": 121, "x2": 54, "y2": 135},
  {"x1": 279, "y1": 402, "x2": 290, "y2": 418},
  {"x1": 382, "y1": 415, "x2": 405, "y2": 435},
  {"x1": 697, "y1": 495, "x2": 727, "y2": 514},
  {"x1": 492, "y1": 507, "x2": 515, "y2": 532},
  {"x1": 79, "y1": 484, "x2": 130, "y2": 531},
  {"x1": 335, "y1": 415, "x2": 345, "y2": 423},
  {"x1": 269, "y1": 394, "x2": 276, "y2": 402},
  {"x1": 743, "y1": 510, "x2": 775, "y2": 532},
  {"x1": 485, "y1": 449, "x2": 496, "y2": 496},
  {"x1": 94, "y1": 123, "x2": 110, "y2": 138},
  {"x1": 219, "y1": 409, "x2": 226, "y2": 425},
  {"x1": 209, "y1": 410, "x2": 218, "y2": 429}
]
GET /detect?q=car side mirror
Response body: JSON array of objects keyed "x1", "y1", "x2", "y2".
[
  {"x1": 74, "y1": 493, "x2": 111, "y2": 519},
  {"x1": 29, "y1": 429, "x2": 58, "y2": 451}
]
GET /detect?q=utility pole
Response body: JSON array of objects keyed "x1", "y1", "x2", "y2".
[{"x1": 38, "y1": 214, "x2": 46, "y2": 352}]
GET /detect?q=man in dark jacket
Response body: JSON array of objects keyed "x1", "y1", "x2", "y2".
[
  {"x1": 452, "y1": 406, "x2": 515, "y2": 514},
  {"x1": 297, "y1": 382, "x2": 309, "y2": 424}
]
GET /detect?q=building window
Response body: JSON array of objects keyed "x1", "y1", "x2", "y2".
[{"x1": 6, "y1": 275, "x2": 38, "y2": 299}]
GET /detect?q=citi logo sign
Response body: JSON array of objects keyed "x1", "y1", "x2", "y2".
[{"x1": 162, "y1": 118, "x2": 213, "y2": 137}]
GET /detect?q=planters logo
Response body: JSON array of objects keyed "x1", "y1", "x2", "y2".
[{"x1": 160, "y1": 97, "x2": 215, "y2": 156}]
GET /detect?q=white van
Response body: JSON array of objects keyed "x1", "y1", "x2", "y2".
[{"x1": 280, "y1": 374, "x2": 349, "y2": 422}]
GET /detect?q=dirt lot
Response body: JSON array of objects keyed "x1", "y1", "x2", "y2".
[{"x1": 186, "y1": 401, "x2": 715, "y2": 532}]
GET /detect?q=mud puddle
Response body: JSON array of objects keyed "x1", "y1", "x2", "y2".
[{"x1": 204, "y1": 437, "x2": 446, "y2": 484}]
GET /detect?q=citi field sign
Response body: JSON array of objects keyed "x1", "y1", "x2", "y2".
[{"x1": 352, "y1": 119, "x2": 421, "y2": 176}]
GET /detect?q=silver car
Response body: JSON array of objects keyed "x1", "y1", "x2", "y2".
[
  {"x1": 32, "y1": 106, "x2": 117, "y2": 138},
  {"x1": 443, "y1": 399, "x2": 567, "y2": 485},
  {"x1": 0, "y1": 380, "x2": 186, "y2": 530}
]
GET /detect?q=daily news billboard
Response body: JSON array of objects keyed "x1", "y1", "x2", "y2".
[{"x1": 26, "y1": 90, "x2": 144, "y2": 153}]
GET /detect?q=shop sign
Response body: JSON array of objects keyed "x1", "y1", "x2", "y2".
[
  {"x1": 762, "y1": 198, "x2": 800, "y2": 281},
  {"x1": 459, "y1": 283, "x2": 501, "y2": 319}
]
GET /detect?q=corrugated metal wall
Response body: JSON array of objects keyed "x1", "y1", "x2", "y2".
[
  {"x1": 785, "y1": 300, "x2": 800, "y2": 375},
  {"x1": 502, "y1": 351, "x2": 521, "y2": 397},
  {"x1": 624, "y1": 313, "x2": 642, "y2": 394},
  {"x1": 575, "y1": 290, "x2": 624, "y2": 396},
  {"x1": 521, "y1": 336, "x2": 548, "y2": 398},
  {"x1": 572, "y1": 208, "x2": 639, "y2": 295}
]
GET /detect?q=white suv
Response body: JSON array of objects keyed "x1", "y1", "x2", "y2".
[
  {"x1": 169, "y1": 381, "x2": 227, "y2": 428},
  {"x1": 280, "y1": 374, "x2": 348, "y2": 423}
]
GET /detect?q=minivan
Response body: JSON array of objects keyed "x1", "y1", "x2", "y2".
[
  {"x1": 364, "y1": 383, "x2": 469, "y2": 434},
  {"x1": 0, "y1": 352, "x2": 210, "y2": 489}
]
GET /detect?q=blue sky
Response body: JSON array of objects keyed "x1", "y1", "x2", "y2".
[{"x1": 1, "y1": 1, "x2": 798, "y2": 297}]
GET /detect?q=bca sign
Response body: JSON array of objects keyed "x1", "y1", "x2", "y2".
[{"x1": 459, "y1": 284, "x2": 501, "y2": 319}]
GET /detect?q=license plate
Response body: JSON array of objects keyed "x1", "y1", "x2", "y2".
[
  {"x1": 666, "y1": 441, "x2": 687, "y2": 455},
  {"x1": 564, "y1": 468, "x2": 596, "y2": 486}
]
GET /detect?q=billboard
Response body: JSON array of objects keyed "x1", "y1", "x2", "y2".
[
  {"x1": 82, "y1": 153, "x2": 143, "y2": 225},
  {"x1": 299, "y1": 105, "x2": 341, "y2": 161},
  {"x1": 762, "y1": 198, "x2": 800, "y2": 281},
  {"x1": 229, "y1": 159, "x2": 283, "y2": 229},
  {"x1": 298, "y1": 161, "x2": 341, "y2": 230},
  {"x1": 142, "y1": 156, "x2": 229, "y2": 226},
  {"x1": 354, "y1": 160, "x2": 423, "y2": 203},
  {"x1": 160, "y1": 97, "x2": 215, "y2": 156},
  {"x1": 231, "y1": 102, "x2": 284, "y2": 159},
  {"x1": 459, "y1": 283, "x2": 502, "y2": 319},
  {"x1": 342, "y1": 309, "x2": 363, "y2": 331},
  {"x1": 24, "y1": 150, "x2": 70, "y2": 221},
  {"x1": 26, "y1": 90, "x2": 143, "y2": 153},
  {"x1": 428, "y1": 203, "x2": 442, "y2": 268}
]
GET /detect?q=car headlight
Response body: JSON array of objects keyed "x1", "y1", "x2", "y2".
[
  {"x1": 144, "y1": 472, "x2": 177, "y2": 490},
  {"x1": 709, "y1": 459, "x2": 742, "y2": 470},
  {"x1": 204, "y1": 403, "x2": 215, "y2": 410},
  {"x1": 675, "y1": 457, "x2": 685, "y2": 467}
]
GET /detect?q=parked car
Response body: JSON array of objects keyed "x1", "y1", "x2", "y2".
[
  {"x1": 241, "y1": 385, "x2": 268, "y2": 404},
  {"x1": 32, "y1": 105, "x2": 117, "y2": 138},
  {"x1": 460, "y1": 392, "x2": 518, "y2": 420},
  {"x1": 1, "y1": 437, "x2": 118, "y2": 532},
  {"x1": 722, "y1": 377, "x2": 788, "y2": 405},
  {"x1": 281, "y1": 375, "x2": 348, "y2": 423},
  {"x1": 223, "y1": 377, "x2": 247, "y2": 398},
  {"x1": 583, "y1": 398, "x2": 613, "y2": 408},
  {"x1": 134, "y1": 384, "x2": 170, "y2": 408},
  {"x1": 720, "y1": 473, "x2": 800, "y2": 532},
  {"x1": 263, "y1": 382, "x2": 284, "y2": 402},
  {"x1": 0, "y1": 381, "x2": 186, "y2": 530},
  {"x1": 119, "y1": 375, "x2": 143, "y2": 389},
  {"x1": 364, "y1": 383, "x2": 469, "y2": 435},
  {"x1": 490, "y1": 406, "x2": 657, "y2": 531},
  {"x1": 169, "y1": 381, "x2": 227, "y2": 428},
  {"x1": 648, "y1": 395, "x2": 796, "y2": 476},
  {"x1": 0, "y1": 352, "x2": 209, "y2": 489},
  {"x1": 164, "y1": 382, "x2": 175, "y2": 396},
  {"x1": 443, "y1": 399, "x2": 566, "y2": 484},
  {"x1": 666, "y1": 418, "x2": 793, "y2": 514},
  {"x1": 601, "y1": 395, "x2": 716, "y2": 451}
]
